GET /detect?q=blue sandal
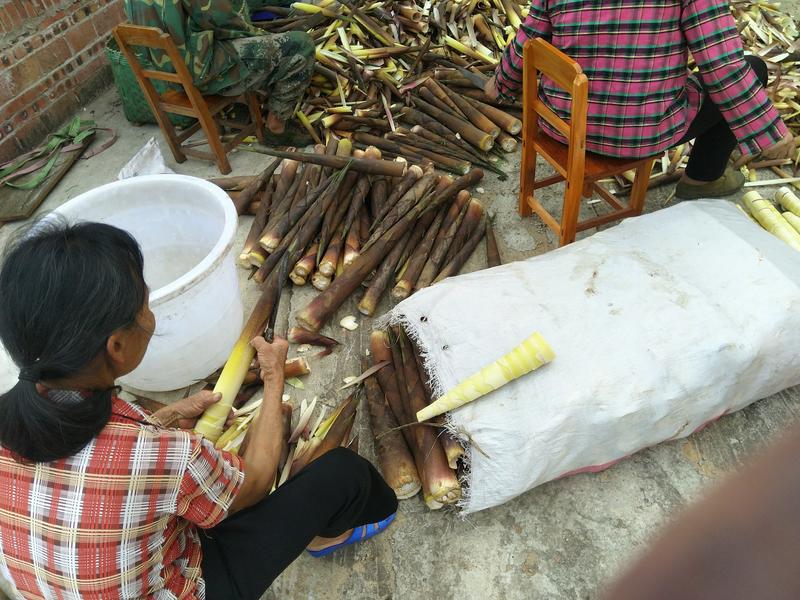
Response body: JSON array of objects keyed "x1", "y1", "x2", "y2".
[{"x1": 307, "y1": 512, "x2": 396, "y2": 557}]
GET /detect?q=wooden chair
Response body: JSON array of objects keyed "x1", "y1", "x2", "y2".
[
  {"x1": 519, "y1": 38, "x2": 657, "y2": 246},
  {"x1": 113, "y1": 24, "x2": 265, "y2": 174}
]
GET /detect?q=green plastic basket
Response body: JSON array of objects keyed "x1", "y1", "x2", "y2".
[{"x1": 106, "y1": 38, "x2": 196, "y2": 128}]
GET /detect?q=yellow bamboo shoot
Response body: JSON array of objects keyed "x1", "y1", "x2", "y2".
[
  {"x1": 743, "y1": 191, "x2": 800, "y2": 251},
  {"x1": 784, "y1": 211, "x2": 800, "y2": 234},
  {"x1": 417, "y1": 332, "x2": 555, "y2": 422},
  {"x1": 194, "y1": 338, "x2": 255, "y2": 442},
  {"x1": 776, "y1": 186, "x2": 800, "y2": 217}
]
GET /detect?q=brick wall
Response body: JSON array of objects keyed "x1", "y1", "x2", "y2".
[{"x1": 0, "y1": 0, "x2": 126, "y2": 165}]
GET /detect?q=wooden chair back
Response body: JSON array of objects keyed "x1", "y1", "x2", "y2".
[
  {"x1": 112, "y1": 24, "x2": 264, "y2": 174},
  {"x1": 520, "y1": 38, "x2": 656, "y2": 246}
]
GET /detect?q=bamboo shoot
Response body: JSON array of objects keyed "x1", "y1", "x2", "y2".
[{"x1": 416, "y1": 331, "x2": 556, "y2": 422}]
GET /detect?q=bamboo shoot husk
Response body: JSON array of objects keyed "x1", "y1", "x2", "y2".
[
  {"x1": 417, "y1": 332, "x2": 556, "y2": 422},
  {"x1": 362, "y1": 357, "x2": 421, "y2": 500},
  {"x1": 287, "y1": 327, "x2": 339, "y2": 355}
]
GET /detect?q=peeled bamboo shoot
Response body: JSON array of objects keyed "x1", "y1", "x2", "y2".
[
  {"x1": 743, "y1": 191, "x2": 800, "y2": 251},
  {"x1": 776, "y1": 186, "x2": 800, "y2": 217},
  {"x1": 417, "y1": 332, "x2": 556, "y2": 422}
]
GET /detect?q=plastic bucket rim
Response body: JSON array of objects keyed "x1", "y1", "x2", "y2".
[{"x1": 51, "y1": 174, "x2": 238, "y2": 306}]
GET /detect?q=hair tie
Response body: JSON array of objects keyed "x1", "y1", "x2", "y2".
[{"x1": 18, "y1": 368, "x2": 39, "y2": 383}]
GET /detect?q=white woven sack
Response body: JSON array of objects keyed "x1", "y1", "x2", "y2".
[{"x1": 383, "y1": 199, "x2": 800, "y2": 514}]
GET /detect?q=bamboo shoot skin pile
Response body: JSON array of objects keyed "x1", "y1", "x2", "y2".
[{"x1": 417, "y1": 331, "x2": 556, "y2": 422}]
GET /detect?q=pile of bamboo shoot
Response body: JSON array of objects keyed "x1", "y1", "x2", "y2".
[
  {"x1": 367, "y1": 329, "x2": 462, "y2": 508},
  {"x1": 741, "y1": 186, "x2": 800, "y2": 250},
  {"x1": 250, "y1": 0, "x2": 525, "y2": 176},
  {"x1": 195, "y1": 141, "x2": 489, "y2": 442}
]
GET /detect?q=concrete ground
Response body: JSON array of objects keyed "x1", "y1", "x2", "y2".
[{"x1": 0, "y1": 85, "x2": 799, "y2": 600}]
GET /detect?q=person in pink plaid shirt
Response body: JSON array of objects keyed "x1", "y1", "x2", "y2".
[
  {"x1": 485, "y1": 0, "x2": 795, "y2": 199},
  {"x1": 0, "y1": 220, "x2": 397, "y2": 599}
]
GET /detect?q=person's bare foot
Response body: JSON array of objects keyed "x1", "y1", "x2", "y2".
[
  {"x1": 306, "y1": 529, "x2": 353, "y2": 552},
  {"x1": 267, "y1": 112, "x2": 286, "y2": 134}
]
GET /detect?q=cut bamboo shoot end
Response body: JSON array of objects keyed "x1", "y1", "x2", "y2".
[
  {"x1": 743, "y1": 191, "x2": 800, "y2": 251},
  {"x1": 784, "y1": 211, "x2": 800, "y2": 234},
  {"x1": 417, "y1": 331, "x2": 555, "y2": 422},
  {"x1": 777, "y1": 186, "x2": 800, "y2": 217},
  {"x1": 340, "y1": 315, "x2": 359, "y2": 330}
]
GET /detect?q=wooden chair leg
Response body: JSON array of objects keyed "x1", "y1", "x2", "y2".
[
  {"x1": 246, "y1": 91, "x2": 266, "y2": 144},
  {"x1": 519, "y1": 141, "x2": 537, "y2": 218},
  {"x1": 559, "y1": 177, "x2": 583, "y2": 246},
  {"x1": 195, "y1": 108, "x2": 231, "y2": 174},
  {"x1": 629, "y1": 158, "x2": 656, "y2": 215}
]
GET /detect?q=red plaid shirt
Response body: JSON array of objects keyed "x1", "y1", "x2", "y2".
[
  {"x1": 495, "y1": 0, "x2": 789, "y2": 158},
  {"x1": 0, "y1": 397, "x2": 244, "y2": 599}
]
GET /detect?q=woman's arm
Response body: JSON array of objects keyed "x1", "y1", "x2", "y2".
[
  {"x1": 681, "y1": 0, "x2": 789, "y2": 156},
  {"x1": 228, "y1": 336, "x2": 288, "y2": 514}
]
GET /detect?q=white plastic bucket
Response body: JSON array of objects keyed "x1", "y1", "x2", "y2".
[{"x1": 53, "y1": 175, "x2": 243, "y2": 391}]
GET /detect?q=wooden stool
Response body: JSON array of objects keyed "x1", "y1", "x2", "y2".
[
  {"x1": 113, "y1": 24, "x2": 265, "y2": 175},
  {"x1": 519, "y1": 38, "x2": 657, "y2": 246}
]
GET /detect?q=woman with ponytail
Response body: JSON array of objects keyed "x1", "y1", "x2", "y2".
[{"x1": 0, "y1": 220, "x2": 396, "y2": 599}]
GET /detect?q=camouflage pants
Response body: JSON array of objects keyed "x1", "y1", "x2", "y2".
[{"x1": 223, "y1": 31, "x2": 315, "y2": 122}]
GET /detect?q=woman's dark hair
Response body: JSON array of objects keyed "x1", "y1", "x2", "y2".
[{"x1": 0, "y1": 218, "x2": 146, "y2": 462}]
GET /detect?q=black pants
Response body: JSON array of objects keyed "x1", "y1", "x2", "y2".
[
  {"x1": 676, "y1": 55, "x2": 769, "y2": 181},
  {"x1": 200, "y1": 447, "x2": 398, "y2": 600}
]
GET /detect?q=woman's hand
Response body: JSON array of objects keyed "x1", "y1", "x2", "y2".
[
  {"x1": 150, "y1": 390, "x2": 226, "y2": 429},
  {"x1": 251, "y1": 336, "x2": 289, "y2": 383},
  {"x1": 760, "y1": 132, "x2": 796, "y2": 161}
]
